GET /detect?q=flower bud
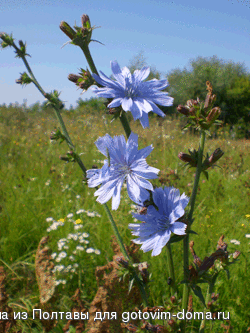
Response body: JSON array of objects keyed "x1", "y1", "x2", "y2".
[
  {"x1": 177, "y1": 105, "x2": 189, "y2": 116},
  {"x1": 187, "y1": 99, "x2": 199, "y2": 108},
  {"x1": 59, "y1": 151, "x2": 76, "y2": 163},
  {"x1": 204, "y1": 93, "x2": 216, "y2": 111},
  {"x1": 178, "y1": 152, "x2": 197, "y2": 167},
  {"x1": 59, "y1": 21, "x2": 76, "y2": 40},
  {"x1": 18, "y1": 40, "x2": 25, "y2": 48},
  {"x1": 206, "y1": 107, "x2": 221, "y2": 124},
  {"x1": 0, "y1": 32, "x2": 14, "y2": 48},
  {"x1": 68, "y1": 74, "x2": 81, "y2": 84},
  {"x1": 68, "y1": 68, "x2": 94, "y2": 92},
  {"x1": 81, "y1": 14, "x2": 90, "y2": 28},
  {"x1": 208, "y1": 148, "x2": 224, "y2": 165},
  {"x1": 16, "y1": 72, "x2": 32, "y2": 86}
]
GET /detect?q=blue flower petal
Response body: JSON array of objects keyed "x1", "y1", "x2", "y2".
[
  {"x1": 90, "y1": 61, "x2": 173, "y2": 128},
  {"x1": 129, "y1": 186, "x2": 189, "y2": 256}
]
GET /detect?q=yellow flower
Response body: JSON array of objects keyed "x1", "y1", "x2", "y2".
[
  {"x1": 58, "y1": 218, "x2": 65, "y2": 223},
  {"x1": 219, "y1": 209, "x2": 222, "y2": 212},
  {"x1": 205, "y1": 215, "x2": 210, "y2": 219},
  {"x1": 242, "y1": 224, "x2": 245, "y2": 227},
  {"x1": 75, "y1": 219, "x2": 83, "y2": 224},
  {"x1": 245, "y1": 214, "x2": 250, "y2": 218}
]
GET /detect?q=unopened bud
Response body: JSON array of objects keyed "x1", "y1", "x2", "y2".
[
  {"x1": 68, "y1": 74, "x2": 81, "y2": 84},
  {"x1": 178, "y1": 152, "x2": 194, "y2": 163},
  {"x1": 208, "y1": 148, "x2": 224, "y2": 165},
  {"x1": 177, "y1": 105, "x2": 189, "y2": 116},
  {"x1": 206, "y1": 107, "x2": 221, "y2": 124},
  {"x1": 187, "y1": 99, "x2": 199, "y2": 108},
  {"x1": 204, "y1": 93, "x2": 216, "y2": 110},
  {"x1": 60, "y1": 21, "x2": 76, "y2": 40},
  {"x1": 16, "y1": 72, "x2": 32, "y2": 86},
  {"x1": 18, "y1": 40, "x2": 25, "y2": 48},
  {"x1": 59, "y1": 155, "x2": 70, "y2": 162},
  {"x1": 178, "y1": 152, "x2": 197, "y2": 167},
  {"x1": 81, "y1": 14, "x2": 90, "y2": 27},
  {"x1": 68, "y1": 69, "x2": 94, "y2": 91},
  {"x1": 0, "y1": 32, "x2": 14, "y2": 48}
]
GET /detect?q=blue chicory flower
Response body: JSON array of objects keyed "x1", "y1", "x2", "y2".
[
  {"x1": 91, "y1": 61, "x2": 174, "y2": 128},
  {"x1": 86, "y1": 132, "x2": 159, "y2": 210},
  {"x1": 129, "y1": 186, "x2": 189, "y2": 256}
]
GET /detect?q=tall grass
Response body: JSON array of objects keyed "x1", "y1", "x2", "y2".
[{"x1": 0, "y1": 105, "x2": 250, "y2": 332}]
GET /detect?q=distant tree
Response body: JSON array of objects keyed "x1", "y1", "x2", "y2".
[
  {"x1": 128, "y1": 51, "x2": 161, "y2": 80},
  {"x1": 166, "y1": 55, "x2": 250, "y2": 124}
]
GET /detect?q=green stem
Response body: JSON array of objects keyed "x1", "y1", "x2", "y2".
[
  {"x1": 181, "y1": 130, "x2": 206, "y2": 332},
  {"x1": 81, "y1": 45, "x2": 99, "y2": 75},
  {"x1": 102, "y1": 203, "x2": 148, "y2": 307},
  {"x1": 119, "y1": 111, "x2": 132, "y2": 139},
  {"x1": 80, "y1": 45, "x2": 132, "y2": 140},
  {"x1": 199, "y1": 284, "x2": 210, "y2": 333},
  {"x1": 166, "y1": 243, "x2": 177, "y2": 295}
]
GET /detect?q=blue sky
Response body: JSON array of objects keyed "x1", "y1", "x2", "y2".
[{"x1": 1, "y1": 0, "x2": 250, "y2": 108}]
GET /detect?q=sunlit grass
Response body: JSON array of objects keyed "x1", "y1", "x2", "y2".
[{"x1": 0, "y1": 106, "x2": 250, "y2": 332}]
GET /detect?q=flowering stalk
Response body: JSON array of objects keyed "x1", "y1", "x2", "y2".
[
  {"x1": 12, "y1": 40, "x2": 76, "y2": 152},
  {"x1": 181, "y1": 130, "x2": 206, "y2": 331},
  {"x1": 59, "y1": 18, "x2": 152, "y2": 306},
  {"x1": 1, "y1": 32, "x2": 149, "y2": 308},
  {"x1": 61, "y1": 17, "x2": 133, "y2": 139}
]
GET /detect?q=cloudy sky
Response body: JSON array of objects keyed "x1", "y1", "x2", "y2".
[{"x1": 1, "y1": 0, "x2": 249, "y2": 108}]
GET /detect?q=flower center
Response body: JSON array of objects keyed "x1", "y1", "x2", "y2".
[
  {"x1": 124, "y1": 76, "x2": 140, "y2": 99},
  {"x1": 119, "y1": 164, "x2": 131, "y2": 176},
  {"x1": 157, "y1": 216, "x2": 170, "y2": 230},
  {"x1": 126, "y1": 86, "x2": 137, "y2": 98}
]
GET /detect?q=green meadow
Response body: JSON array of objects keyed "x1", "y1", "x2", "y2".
[{"x1": 0, "y1": 104, "x2": 250, "y2": 332}]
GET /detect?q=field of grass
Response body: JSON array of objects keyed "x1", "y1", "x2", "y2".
[{"x1": 0, "y1": 105, "x2": 250, "y2": 332}]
